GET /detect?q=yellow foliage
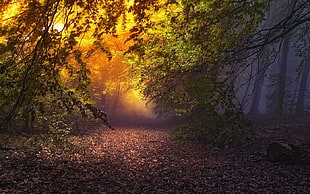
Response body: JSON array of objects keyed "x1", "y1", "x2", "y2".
[{"x1": 0, "y1": 0, "x2": 164, "y2": 118}]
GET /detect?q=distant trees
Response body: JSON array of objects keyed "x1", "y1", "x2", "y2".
[
  {"x1": 87, "y1": 33, "x2": 134, "y2": 117},
  {"x1": 246, "y1": 0, "x2": 310, "y2": 116}
]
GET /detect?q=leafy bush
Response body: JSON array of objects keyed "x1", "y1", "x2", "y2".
[
  {"x1": 22, "y1": 113, "x2": 73, "y2": 151},
  {"x1": 173, "y1": 111, "x2": 252, "y2": 146}
]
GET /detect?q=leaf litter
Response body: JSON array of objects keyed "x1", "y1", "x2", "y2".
[{"x1": 0, "y1": 121, "x2": 309, "y2": 193}]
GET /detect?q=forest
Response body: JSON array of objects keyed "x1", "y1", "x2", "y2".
[{"x1": 0, "y1": 0, "x2": 309, "y2": 193}]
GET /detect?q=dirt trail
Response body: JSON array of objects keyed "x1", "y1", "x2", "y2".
[{"x1": 0, "y1": 126, "x2": 309, "y2": 193}]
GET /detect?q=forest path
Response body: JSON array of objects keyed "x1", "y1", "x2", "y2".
[{"x1": 1, "y1": 125, "x2": 309, "y2": 193}]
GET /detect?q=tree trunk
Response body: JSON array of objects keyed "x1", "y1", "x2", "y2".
[
  {"x1": 276, "y1": 35, "x2": 290, "y2": 115},
  {"x1": 295, "y1": 47, "x2": 310, "y2": 116},
  {"x1": 266, "y1": 0, "x2": 295, "y2": 116},
  {"x1": 249, "y1": 53, "x2": 266, "y2": 114},
  {"x1": 23, "y1": 107, "x2": 35, "y2": 136}
]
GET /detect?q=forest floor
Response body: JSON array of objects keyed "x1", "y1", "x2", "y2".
[{"x1": 0, "y1": 116, "x2": 310, "y2": 193}]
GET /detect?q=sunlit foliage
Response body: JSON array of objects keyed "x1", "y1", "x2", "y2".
[{"x1": 0, "y1": 0, "x2": 156, "y2": 134}]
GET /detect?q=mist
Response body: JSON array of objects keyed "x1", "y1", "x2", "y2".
[
  {"x1": 235, "y1": 0, "x2": 310, "y2": 117},
  {"x1": 106, "y1": 89, "x2": 160, "y2": 126}
]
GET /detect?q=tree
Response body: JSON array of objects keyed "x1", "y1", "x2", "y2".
[
  {"x1": 294, "y1": 19, "x2": 310, "y2": 115},
  {"x1": 295, "y1": 47, "x2": 310, "y2": 115},
  {"x1": 268, "y1": 35, "x2": 290, "y2": 115},
  {"x1": 0, "y1": 0, "x2": 156, "y2": 133},
  {"x1": 127, "y1": 0, "x2": 267, "y2": 145},
  {"x1": 127, "y1": 0, "x2": 310, "y2": 145}
]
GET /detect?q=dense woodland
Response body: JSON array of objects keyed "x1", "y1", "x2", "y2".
[{"x1": 0, "y1": 0, "x2": 309, "y2": 193}]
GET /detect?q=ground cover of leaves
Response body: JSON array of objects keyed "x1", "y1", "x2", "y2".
[{"x1": 0, "y1": 119, "x2": 309, "y2": 193}]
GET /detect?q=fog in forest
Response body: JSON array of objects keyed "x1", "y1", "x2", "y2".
[
  {"x1": 235, "y1": 0, "x2": 310, "y2": 117},
  {"x1": 104, "y1": 89, "x2": 159, "y2": 126}
]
